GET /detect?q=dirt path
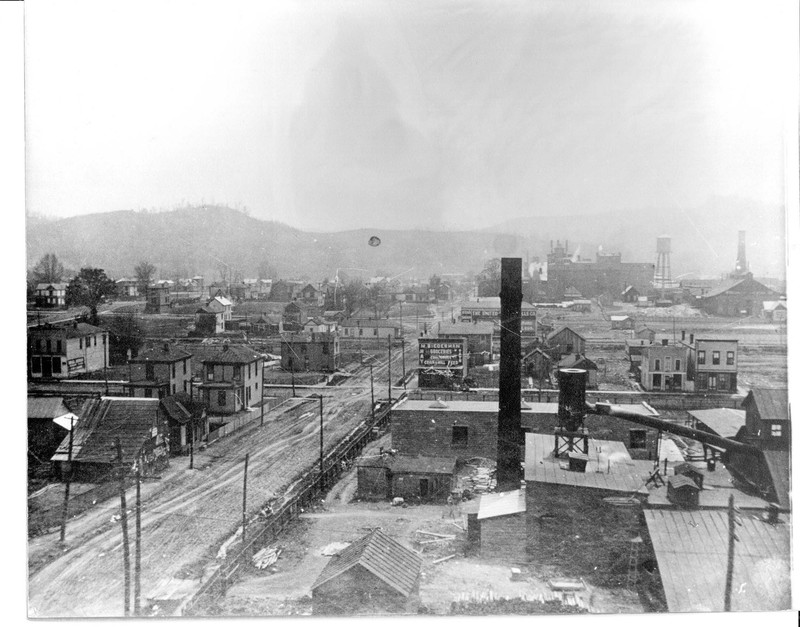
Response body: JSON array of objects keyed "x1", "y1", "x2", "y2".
[{"x1": 28, "y1": 343, "x2": 417, "y2": 618}]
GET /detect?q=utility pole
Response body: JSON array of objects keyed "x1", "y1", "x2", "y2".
[
  {"x1": 369, "y1": 362, "x2": 375, "y2": 422},
  {"x1": 387, "y1": 336, "x2": 392, "y2": 404},
  {"x1": 104, "y1": 332, "x2": 109, "y2": 395},
  {"x1": 401, "y1": 338, "x2": 406, "y2": 389},
  {"x1": 724, "y1": 494, "x2": 740, "y2": 611},
  {"x1": 318, "y1": 395, "x2": 324, "y2": 490},
  {"x1": 59, "y1": 414, "x2": 75, "y2": 543},
  {"x1": 114, "y1": 437, "x2": 131, "y2": 617},
  {"x1": 134, "y1": 466, "x2": 142, "y2": 616},
  {"x1": 242, "y1": 453, "x2": 249, "y2": 545},
  {"x1": 260, "y1": 374, "x2": 265, "y2": 428}
]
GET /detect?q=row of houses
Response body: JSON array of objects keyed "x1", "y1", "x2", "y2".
[{"x1": 628, "y1": 329, "x2": 740, "y2": 393}]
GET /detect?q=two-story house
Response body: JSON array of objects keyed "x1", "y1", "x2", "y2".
[
  {"x1": 281, "y1": 332, "x2": 340, "y2": 372},
  {"x1": 640, "y1": 341, "x2": 690, "y2": 392},
  {"x1": 123, "y1": 343, "x2": 193, "y2": 398},
  {"x1": 691, "y1": 338, "x2": 739, "y2": 393},
  {"x1": 28, "y1": 321, "x2": 109, "y2": 379},
  {"x1": 145, "y1": 284, "x2": 172, "y2": 314},
  {"x1": 115, "y1": 278, "x2": 140, "y2": 299},
  {"x1": 198, "y1": 344, "x2": 264, "y2": 414},
  {"x1": 34, "y1": 283, "x2": 67, "y2": 308}
]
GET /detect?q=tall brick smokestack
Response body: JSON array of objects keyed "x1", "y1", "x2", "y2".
[{"x1": 497, "y1": 257, "x2": 522, "y2": 491}]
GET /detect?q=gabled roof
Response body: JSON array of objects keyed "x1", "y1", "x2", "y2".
[
  {"x1": 160, "y1": 396, "x2": 192, "y2": 424},
  {"x1": 546, "y1": 326, "x2": 585, "y2": 342},
  {"x1": 522, "y1": 347, "x2": 552, "y2": 362},
  {"x1": 311, "y1": 529, "x2": 422, "y2": 597},
  {"x1": 667, "y1": 475, "x2": 699, "y2": 491},
  {"x1": 28, "y1": 396, "x2": 72, "y2": 421},
  {"x1": 699, "y1": 276, "x2": 779, "y2": 300},
  {"x1": 130, "y1": 344, "x2": 192, "y2": 363},
  {"x1": 762, "y1": 300, "x2": 787, "y2": 311},
  {"x1": 610, "y1": 315, "x2": 631, "y2": 321},
  {"x1": 687, "y1": 408, "x2": 745, "y2": 439},
  {"x1": 35, "y1": 283, "x2": 67, "y2": 290},
  {"x1": 557, "y1": 354, "x2": 597, "y2": 370},
  {"x1": 51, "y1": 397, "x2": 160, "y2": 464},
  {"x1": 200, "y1": 344, "x2": 262, "y2": 364},
  {"x1": 29, "y1": 322, "x2": 105, "y2": 339},
  {"x1": 744, "y1": 388, "x2": 789, "y2": 422}
]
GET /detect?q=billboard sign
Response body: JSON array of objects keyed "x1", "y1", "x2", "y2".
[{"x1": 418, "y1": 338, "x2": 465, "y2": 368}]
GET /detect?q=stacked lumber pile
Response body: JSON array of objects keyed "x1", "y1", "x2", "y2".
[
  {"x1": 252, "y1": 546, "x2": 281, "y2": 570},
  {"x1": 457, "y1": 458, "x2": 497, "y2": 495}
]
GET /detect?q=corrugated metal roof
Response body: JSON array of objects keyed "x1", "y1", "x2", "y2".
[
  {"x1": 311, "y1": 529, "x2": 422, "y2": 598},
  {"x1": 524, "y1": 433, "x2": 650, "y2": 494},
  {"x1": 51, "y1": 397, "x2": 160, "y2": 464},
  {"x1": 687, "y1": 408, "x2": 745, "y2": 438},
  {"x1": 644, "y1": 509, "x2": 791, "y2": 612},
  {"x1": 28, "y1": 396, "x2": 71, "y2": 421},
  {"x1": 388, "y1": 455, "x2": 457, "y2": 475},
  {"x1": 477, "y1": 489, "x2": 526, "y2": 520},
  {"x1": 746, "y1": 388, "x2": 789, "y2": 422}
]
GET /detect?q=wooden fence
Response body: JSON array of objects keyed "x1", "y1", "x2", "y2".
[{"x1": 180, "y1": 400, "x2": 394, "y2": 615}]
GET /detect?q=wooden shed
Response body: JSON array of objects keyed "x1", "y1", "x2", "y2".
[
  {"x1": 666, "y1": 475, "x2": 700, "y2": 509},
  {"x1": 311, "y1": 529, "x2": 422, "y2": 615}
]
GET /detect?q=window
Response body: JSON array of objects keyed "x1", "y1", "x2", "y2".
[
  {"x1": 218, "y1": 391, "x2": 226, "y2": 406},
  {"x1": 712, "y1": 351, "x2": 720, "y2": 365},
  {"x1": 56, "y1": 340, "x2": 62, "y2": 353},
  {"x1": 771, "y1": 424, "x2": 782, "y2": 437},
  {"x1": 207, "y1": 368, "x2": 214, "y2": 381},
  {"x1": 654, "y1": 359, "x2": 661, "y2": 371},
  {"x1": 234, "y1": 365, "x2": 241, "y2": 379},
  {"x1": 144, "y1": 388, "x2": 153, "y2": 398},
  {"x1": 46, "y1": 339, "x2": 52, "y2": 353},
  {"x1": 452, "y1": 425, "x2": 469, "y2": 447},
  {"x1": 248, "y1": 363, "x2": 251, "y2": 378},
  {"x1": 172, "y1": 364, "x2": 176, "y2": 378},
  {"x1": 172, "y1": 384, "x2": 176, "y2": 395},
  {"x1": 629, "y1": 429, "x2": 647, "y2": 449},
  {"x1": 31, "y1": 356, "x2": 41, "y2": 374},
  {"x1": 727, "y1": 351, "x2": 735, "y2": 366},
  {"x1": 322, "y1": 342, "x2": 329, "y2": 355},
  {"x1": 697, "y1": 350, "x2": 705, "y2": 365},
  {"x1": 708, "y1": 375, "x2": 717, "y2": 390},
  {"x1": 675, "y1": 359, "x2": 681, "y2": 371},
  {"x1": 79, "y1": 338, "x2": 83, "y2": 349},
  {"x1": 183, "y1": 359, "x2": 187, "y2": 375},
  {"x1": 94, "y1": 336, "x2": 97, "y2": 347},
  {"x1": 665, "y1": 357, "x2": 672, "y2": 371},
  {"x1": 146, "y1": 363, "x2": 155, "y2": 380},
  {"x1": 183, "y1": 380, "x2": 188, "y2": 393},
  {"x1": 52, "y1": 357, "x2": 61, "y2": 374}
]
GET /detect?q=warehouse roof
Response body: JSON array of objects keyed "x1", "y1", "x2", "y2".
[
  {"x1": 744, "y1": 388, "x2": 789, "y2": 422},
  {"x1": 644, "y1": 509, "x2": 791, "y2": 612},
  {"x1": 28, "y1": 396, "x2": 72, "y2": 421},
  {"x1": 437, "y1": 322, "x2": 495, "y2": 336},
  {"x1": 687, "y1": 408, "x2": 745, "y2": 438},
  {"x1": 477, "y1": 489, "x2": 526, "y2": 520},
  {"x1": 51, "y1": 397, "x2": 160, "y2": 464},
  {"x1": 311, "y1": 529, "x2": 422, "y2": 598},
  {"x1": 524, "y1": 433, "x2": 650, "y2": 495}
]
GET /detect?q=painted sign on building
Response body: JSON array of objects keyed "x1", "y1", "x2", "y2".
[{"x1": 418, "y1": 338, "x2": 466, "y2": 368}]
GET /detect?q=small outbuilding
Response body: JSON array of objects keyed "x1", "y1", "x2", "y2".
[
  {"x1": 467, "y1": 489, "x2": 527, "y2": 560},
  {"x1": 666, "y1": 475, "x2": 700, "y2": 509},
  {"x1": 311, "y1": 529, "x2": 422, "y2": 615},
  {"x1": 610, "y1": 315, "x2": 634, "y2": 330},
  {"x1": 356, "y1": 454, "x2": 456, "y2": 502}
]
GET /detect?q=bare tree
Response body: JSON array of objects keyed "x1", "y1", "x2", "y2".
[
  {"x1": 32, "y1": 253, "x2": 65, "y2": 285},
  {"x1": 134, "y1": 261, "x2": 156, "y2": 294}
]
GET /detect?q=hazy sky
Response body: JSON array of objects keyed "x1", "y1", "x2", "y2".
[{"x1": 25, "y1": 0, "x2": 796, "y2": 231}]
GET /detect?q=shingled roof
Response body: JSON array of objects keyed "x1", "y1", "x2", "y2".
[
  {"x1": 745, "y1": 388, "x2": 790, "y2": 422},
  {"x1": 200, "y1": 344, "x2": 262, "y2": 364},
  {"x1": 51, "y1": 397, "x2": 160, "y2": 464},
  {"x1": 311, "y1": 529, "x2": 422, "y2": 598},
  {"x1": 131, "y1": 343, "x2": 192, "y2": 363}
]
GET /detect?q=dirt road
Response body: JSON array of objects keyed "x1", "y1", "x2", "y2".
[{"x1": 28, "y1": 343, "x2": 416, "y2": 618}]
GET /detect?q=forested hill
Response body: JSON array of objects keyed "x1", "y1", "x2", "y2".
[{"x1": 26, "y1": 206, "x2": 536, "y2": 281}]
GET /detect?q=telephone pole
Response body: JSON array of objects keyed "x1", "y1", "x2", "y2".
[
  {"x1": 387, "y1": 337, "x2": 392, "y2": 403},
  {"x1": 134, "y1": 466, "x2": 142, "y2": 616},
  {"x1": 369, "y1": 362, "x2": 375, "y2": 422},
  {"x1": 114, "y1": 437, "x2": 131, "y2": 616},
  {"x1": 318, "y1": 395, "x2": 324, "y2": 489},
  {"x1": 242, "y1": 453, "x2": 250, "y2": 545},
  {"x1": 401, "y1": 338, "x2": 406, "y2": 389},
  {"x1": 59, "y1": 414, "x2": 75, "y2": 543}
]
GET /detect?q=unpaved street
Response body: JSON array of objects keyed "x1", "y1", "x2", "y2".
[{"x1": 28, "y1": 343, "x2": 415, "y2": 618}]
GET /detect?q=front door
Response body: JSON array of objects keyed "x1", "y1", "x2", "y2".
[
  {"x1": 42, "y1": 357, "x2": 52, "y2": 378},
  {"x1": 419, "y1": 478, "x2": 430, "y2": 498}
]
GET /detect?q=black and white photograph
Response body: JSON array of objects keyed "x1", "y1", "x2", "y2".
[{"x1": 14, "y1": 0, "x2": 799, "y2": 619}]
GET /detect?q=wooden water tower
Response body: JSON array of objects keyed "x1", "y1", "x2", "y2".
[{"x1": 554, "y1": 368, "x2": 589, "y2": 457}]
